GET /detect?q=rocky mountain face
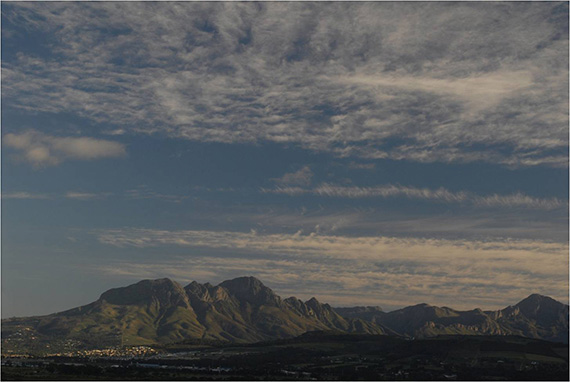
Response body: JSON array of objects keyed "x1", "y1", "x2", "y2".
[
  {"x1": 1, "y1": 277, "x2": 385, "y2": 352},
  {"x1": 2, "y1": 277, "x2": 568, "y2": 355},
  {"x1": 334, "y1": 295, "x2": 569, "y2": 343},
  {"x1": 489, "y1": 294, "x2": 569, "y2": 343}
]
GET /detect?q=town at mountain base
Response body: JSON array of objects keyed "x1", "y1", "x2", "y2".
[{"x1": 2, "y1": 276, "x2": 568, "y2": 354}]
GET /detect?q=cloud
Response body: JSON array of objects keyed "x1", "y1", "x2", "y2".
[
  {"x1": 92, "y1": 227, "x2": 569, "y2": 310},
  {"x1": 3, "y1": 130, "x2": 126, "y2": 167},
  {"x1": 263, "y1": 183, "x2": 566, "y2": 210},
  {"x1": 65, "y1": 192, "x2": 109, "y2": 200},
  {"x1": 123, "y1": 185, "x2": 189, "y2": 203},
  {"x1": 334, "y1": 70, "x2": 534, "y2": 114},
  {"x1": 346, "y1": 161, "x2": 375, "y2": 170},
  {"x1": 96, "y1": 227, "x2": 567, "y2": 256},
  {"x1": 474, "y1": 192, "x2": 567, "y2": 210},
  {"x1": 2, "y1": 3, "x2": 567, "y2": 167},
  {"x1": 238, "y1": 206, "x2": 568, "y2": 242},
  {"x1": 272, "y1": 166, "x2": 313, "y2": 186},
  {"x1": 2, "y1": 187, "x2": 189, "y2": 202},
  {"x1": 313, "y1": 184, "x2": 470, "y2": 202},
  {"x1": 1, "y1": 191, "x2": 51, "y2": 200}
]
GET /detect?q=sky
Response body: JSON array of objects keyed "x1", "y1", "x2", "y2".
[{"x1": 1, "y1": 2, "x2": 568, "y2": 318}]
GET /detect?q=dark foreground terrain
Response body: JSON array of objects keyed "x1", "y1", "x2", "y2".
[{"x1": 2, "y1": 332, "x2": 568, "y2": 380}]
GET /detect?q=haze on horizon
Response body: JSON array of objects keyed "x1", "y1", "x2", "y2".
[{"x1": 1, "y1": 2, "x2": 568, "y2": 318}]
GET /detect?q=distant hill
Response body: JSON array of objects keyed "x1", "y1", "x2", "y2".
[
  {"x1": 1, "y1": 276, "x2": 568, "y2": 354},
  {"x1": 335, "y1": 294, "x2": 569, "y2": 343}
]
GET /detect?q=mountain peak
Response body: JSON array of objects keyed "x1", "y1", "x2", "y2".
[
  {"x1": 99, "y1": 278, "x2": 189, "y2": 307},
  {"x1": 516, "y1": 294, "x2": 565, "y2": 309},
  {"x1": 520, "y1": 293, "x2": 545, "y2": 301},
  {"x1": 135, "y1": 278, "x2": 178, "y2": 287},
  {"x1": 306, "y1": 297, "x2": 320, "y2": 306},
  {"x1": 219, "y1": 276, "x2": 281, "y2": 306},
  {"x1": 184, "y1": 281, "x2": 210, "y2": 299},
  {"x1": 221, "y1": 276, "x2": 264, "y2": 287},
  {"x1": 518, "y1": 293, "x2": 557, "y2": 304},
  {"x1": 406, "y1": 303, "x2": 432, "y2": 310},
  {"x1": 514, "y1": 294, "x2": 567, "y2": 317},
  {"x1": 3, "y1": 278, "x2": 569, "y2": 353},
  {"x1": 185, "y1": 281, "x2": 230, "y2": 303}
]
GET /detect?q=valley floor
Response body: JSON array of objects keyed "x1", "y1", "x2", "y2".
[{"x1": 2, "y1": 334, "x2": 568, "y2": 381}]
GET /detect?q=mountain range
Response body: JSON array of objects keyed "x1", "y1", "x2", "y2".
[{"x1": 2, "y1": 276, "x2": 568, "y2": 354}]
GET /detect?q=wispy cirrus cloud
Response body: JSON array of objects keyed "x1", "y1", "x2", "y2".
[
  {"x1": 3, "y1": 130, "x2": 126, "y2": 167},
  {"x1": 1, "y1": 191, "x2": 51, "y2": 200},
  {"x1": 65, "y1": 192, "x2": 111, "y2": 200},
  {"x1": 473, "y1": 193, "x2": 567, "y2": 210},
  {"x1": 263, "y1": 183, "x2": 567, "y2": 210},
  {"x1": 96, "y1": 227, "x2": 567, "y2": 255},
  {"x1": 92, "y1": 227, "x2": 569, "y2": 310},
  {"x1": 123, "y1": 186, "x2": 189, "y2": 203},
  {"x1": 2, "y1": 3, "x2": 567, "y2": 167},
  {"x1": 3, "y1": 187, "x2": 188, "y2": 202}
]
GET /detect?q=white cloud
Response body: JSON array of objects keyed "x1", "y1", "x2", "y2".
[
  {"x1": 96, "y1": 227, "x2": 567, "y2": 257},
  {"x1": 65, "y1": 192, "x2": 109, "y2": 200},
  {"x1": 263, "y1": 183, "x2": 566, "y2": 210},
  {"x1": 314, "y1": 184, "x2": 470, "y2": 203},
  {"x1": 3, "y1": 130, "x2": 126, "y2": 167},
  {"x1": 1, "y1": 191, "x2": 51, "y2": 200},
  {"x1": 2, "y1": 187, "x2": 188, "y2": 202},
  {"x1": 474, "y1": 192, "x2": 567, "y2": 210},
  {"x1": 2, "y1": 3, "x2": 567, "y2": 167},
  {"x1": 92, "y1": 227, "x2": 569, "y2": 310},
  {"x1": 272, "y1": 166, "x2": 313, "y2": 186},
  {"x1": 334, "y1": 70, "x2": 534, "y2": 114}
]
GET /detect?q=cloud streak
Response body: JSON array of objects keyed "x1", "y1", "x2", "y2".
[
  {"x1": 334, "y1": 70, "x2": 535, "y2": 114},
  {"x1": 3, "y1": 130, "x2": 126, "y2": 167},
  {"x1": 65, "y1": 192, "x2": 110, "y2": 200},
  {"x1": 2, "y1": 187, "x2": 190, "y2": 202},
  {"x1": 1, "y1": 191, "x2": 51, "y2": 200},
  {"x1": 92, "y1": 227, "x2": 569, "y2": 310},
  {"x1": 263, "y1": 184, "x2": 566, "y2": 210}
]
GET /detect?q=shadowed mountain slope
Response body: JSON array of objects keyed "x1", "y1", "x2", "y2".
[
  {"x1": 335, "y1": 294, "x2": 569, "y2": 343},
  {"x1": 487, "y1": 294, "x2": 569, "y2": 343},
  {"x1": 1, "y1": 276, "x2": 385, "y2": 352},
  {"x1": 2, "y1": 277, "x2": 568, "y2": 355}
]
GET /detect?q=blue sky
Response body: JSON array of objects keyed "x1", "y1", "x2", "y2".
[{"x1": 2, "y1": 2, "x2": 568, "y2": 317}]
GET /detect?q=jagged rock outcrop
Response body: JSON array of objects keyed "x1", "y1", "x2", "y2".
[
  {"x1": 2, "y1": 276, "x2": 386, "y2": 352},
  {"x1": 100, "y1": 278, "x2": 191, "y2": 308},
  {"x1": 219, "y1": 276, "x2": 282, "y2": 307},
  {"x1": 489, "y1": 294, "x2": 569, "y2": 343},
  {"x1": 2, "y1": 277, "x2": 568, "y2": 355},
  {"x1": 335, "y1": 295, "x2": 569, "y2": 343}
]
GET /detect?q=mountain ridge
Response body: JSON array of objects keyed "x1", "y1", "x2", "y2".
[
  {"x1": 2, "y1": 276, "x2": 568, "y2": 355},
  {"x1": 337, "y1": 293, "x2": 568, "y2": 344}
]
